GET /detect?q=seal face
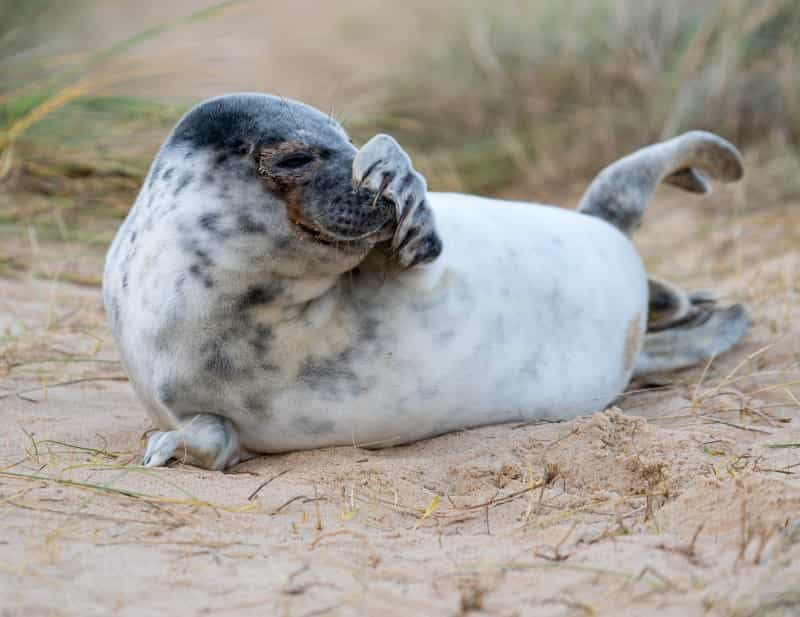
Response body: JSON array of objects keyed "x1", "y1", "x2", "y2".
[{"x1": 103, "y1": 94, "x2": 748, "y2": 470}]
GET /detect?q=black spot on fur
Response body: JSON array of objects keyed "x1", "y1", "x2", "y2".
[
  {"x1": 194, "y1": 248, "x2": 213, "y2": 267},
  {"x1": 198, "y1": 212, "x2": 223, "y2": 235},
  {"x1": 292, "y1": 416, "x2": 335, "y2": 435},
  {"x1": 201, "y1": 340, "x2": 237, "y2": 379},
  {"x1": 236, "y1": 212, "x2": 267, "y2": 234},
  {"x1": 147, "y1": 160, "x2": 163, "y2": 190},
  {"x1": 243, "y1": 393, "x2": 271, "y2": 417},
  {"x1": 189, "y1": 263, "x2": 214, "y2": 288},
  {"x1": 109, "y1": 296, "x2": 121, "y2": 328},
  {"x1": 248, "y1": 324, "x2": 274, "y2": 357},
  {"x1": 156, "y1": 382, "x2": 177, "y2": 405},
  {"x1": 237, "y1": 284, "x2": 283, "y2": 311},
  {"x1": 360, "y1": 316, "x2": 381, "y2": 342},
  {"x1": 174, "y1": 172, "x2": 194, "y2": 197},
  {"x1": 298, "y1": 351, "x2": 360, "y2": 397},
  {"x1": 162, "y1": 167, "x2": 175, "y2": 181}
]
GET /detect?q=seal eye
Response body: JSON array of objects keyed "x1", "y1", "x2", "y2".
[{"x1": 275, "y1": 153, "x2": 315, "y2": 169}]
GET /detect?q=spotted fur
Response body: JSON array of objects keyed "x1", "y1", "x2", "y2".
[{"x1": 103, "y1": 93, "x2": 749, "y2": 470}]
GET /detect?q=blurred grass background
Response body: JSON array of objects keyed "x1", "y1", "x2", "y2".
[{"x1": 1, "y1": 0, "x2": 799, "y2": 252}]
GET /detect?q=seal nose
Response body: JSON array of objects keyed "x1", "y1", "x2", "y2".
[
  {"x1": 292, "y1": 149, "x2": 397, "y2": 242},
  {"x1": 313, "y1": 187, "x2": 395, "y2": 241}
]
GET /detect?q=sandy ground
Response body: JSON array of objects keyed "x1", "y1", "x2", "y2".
[
  {"x1": 3, "y1": 2, "x2": 800, "y2": 615},
  {"x1": 1, "y1": 181, "x2": 799, "y2": 617}
]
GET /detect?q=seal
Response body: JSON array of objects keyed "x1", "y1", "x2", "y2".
[{"x1": 103, "y1": 93, "x2": 750, "y2": 470}]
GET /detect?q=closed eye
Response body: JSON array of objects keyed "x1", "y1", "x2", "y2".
[{"x1": 275, "y1": 153, "x2": 315, "y2": 169}]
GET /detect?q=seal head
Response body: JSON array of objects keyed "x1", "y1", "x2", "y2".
[{"x1": 166, "y1": 94, "x2": 396, "y2": 264}]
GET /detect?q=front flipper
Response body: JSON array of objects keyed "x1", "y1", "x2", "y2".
[
  {"x1": 353, "y1": 134, "x2": 442, "y2": 268},
  {"x1": 143, "y1": 414, "x2": 245, "y2": 471}
]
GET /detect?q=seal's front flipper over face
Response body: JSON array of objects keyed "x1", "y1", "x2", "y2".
[{"x1": 353, "y1": 134, "x2": 443, "y2": 268}]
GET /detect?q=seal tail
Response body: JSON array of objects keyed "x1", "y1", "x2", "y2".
[{"x1": 577, "y1": 131, "x2": 744, "y2": 235}]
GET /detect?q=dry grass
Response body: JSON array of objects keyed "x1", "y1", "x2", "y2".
[
  {"x1": 356, "y1": 0, "x2": 800, "y2": 195},
  {"x1": 3, "y1": 0, "x2": 800, "y2": 223}
]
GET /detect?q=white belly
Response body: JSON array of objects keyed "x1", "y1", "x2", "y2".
[{"x1": 245, "y1": 193, "x2": 648, "y2": 451}]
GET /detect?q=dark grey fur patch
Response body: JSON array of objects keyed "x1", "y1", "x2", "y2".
[
  {"x1": 579, "y1": 169, "x2": 653, "y2": 233},
  {"x1": 243, "y1": 393, "x2": 271, "y2": 417},
  {"x1": 174, "y1": 172, "x2": 194, "y2": 197},
  {"x1": 156, "y1": 382, "x2": 177, "y2": 406},
  {"x1": 167, "y1": 93, "x2": 344, "y2": 153},
  {"x1": 237, "y1": 283, "x2": 283, "y2": 311},
  {"x1": 147, "y1": 160, "x2": 163, "y2": 190},
  {"x1": 199, "y1": 212, "x2": 221, "y2": 231},
  {"x1": 248, "y1": 324, "x2": 273, "y2": 358},
  {"x1": 189, "y1": 263, "x2": 214, "y2": 288},
  {"x1": 359, "y1": 316, "x2": 381, "y2": 342},
  {"x1": 298, "y1": 351, "x2": 360, "y2": 397},
  {"x1": 292, "y1": 416, "x2": 335, "y2": 435},
  {"x1": 236, "y1": 212, "x2": 268, "y2": 234},
  {"x1": 201, "y1": 339, "x2": 238, "y2": 379},
  {"x1": 109, "y1": 295, "x2": 121, "y2": 330}
]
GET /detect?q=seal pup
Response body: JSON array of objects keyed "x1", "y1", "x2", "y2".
[{"x1": 103, "y1": 93, "x2": 750, "y2": 470}]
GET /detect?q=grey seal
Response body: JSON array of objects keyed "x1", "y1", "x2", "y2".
[{"x1": 103, "y1": 93, "x2": 750, "y2": 469}]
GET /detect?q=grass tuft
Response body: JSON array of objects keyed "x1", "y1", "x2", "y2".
[{"x1": 356, "y1": 0, "x2": 800, "y2": 195}]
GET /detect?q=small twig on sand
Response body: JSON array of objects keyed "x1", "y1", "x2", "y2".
[
  {"x1": 535, "y1": 521, "x2": 577, "y2": 562},
  {"x1": 247, "y1": 469, "x2": 290, "y2": 501},
  {"x1": 703, "y1": 417, "x2": 773, "y2": 434},
  {"x1": 308, "y1": 529, "x2": 380, "y2": 567},
  {"x1": 0, "y1": 376, "x2": 128, "y2": 401}
]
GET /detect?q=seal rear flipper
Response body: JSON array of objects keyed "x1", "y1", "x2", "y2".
[
  {"x1": 143, "y1": 413, "x2": 249, "y2": 470},
  {"x1": 634, "y1": 303, "x2": 751, "y2": 377},
  {"x1": 578, "y1": 131, "x2": 744, "y2": 235},
  {"x1": 646, "y1": 276, "x2": 721, "y2": 332}
]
